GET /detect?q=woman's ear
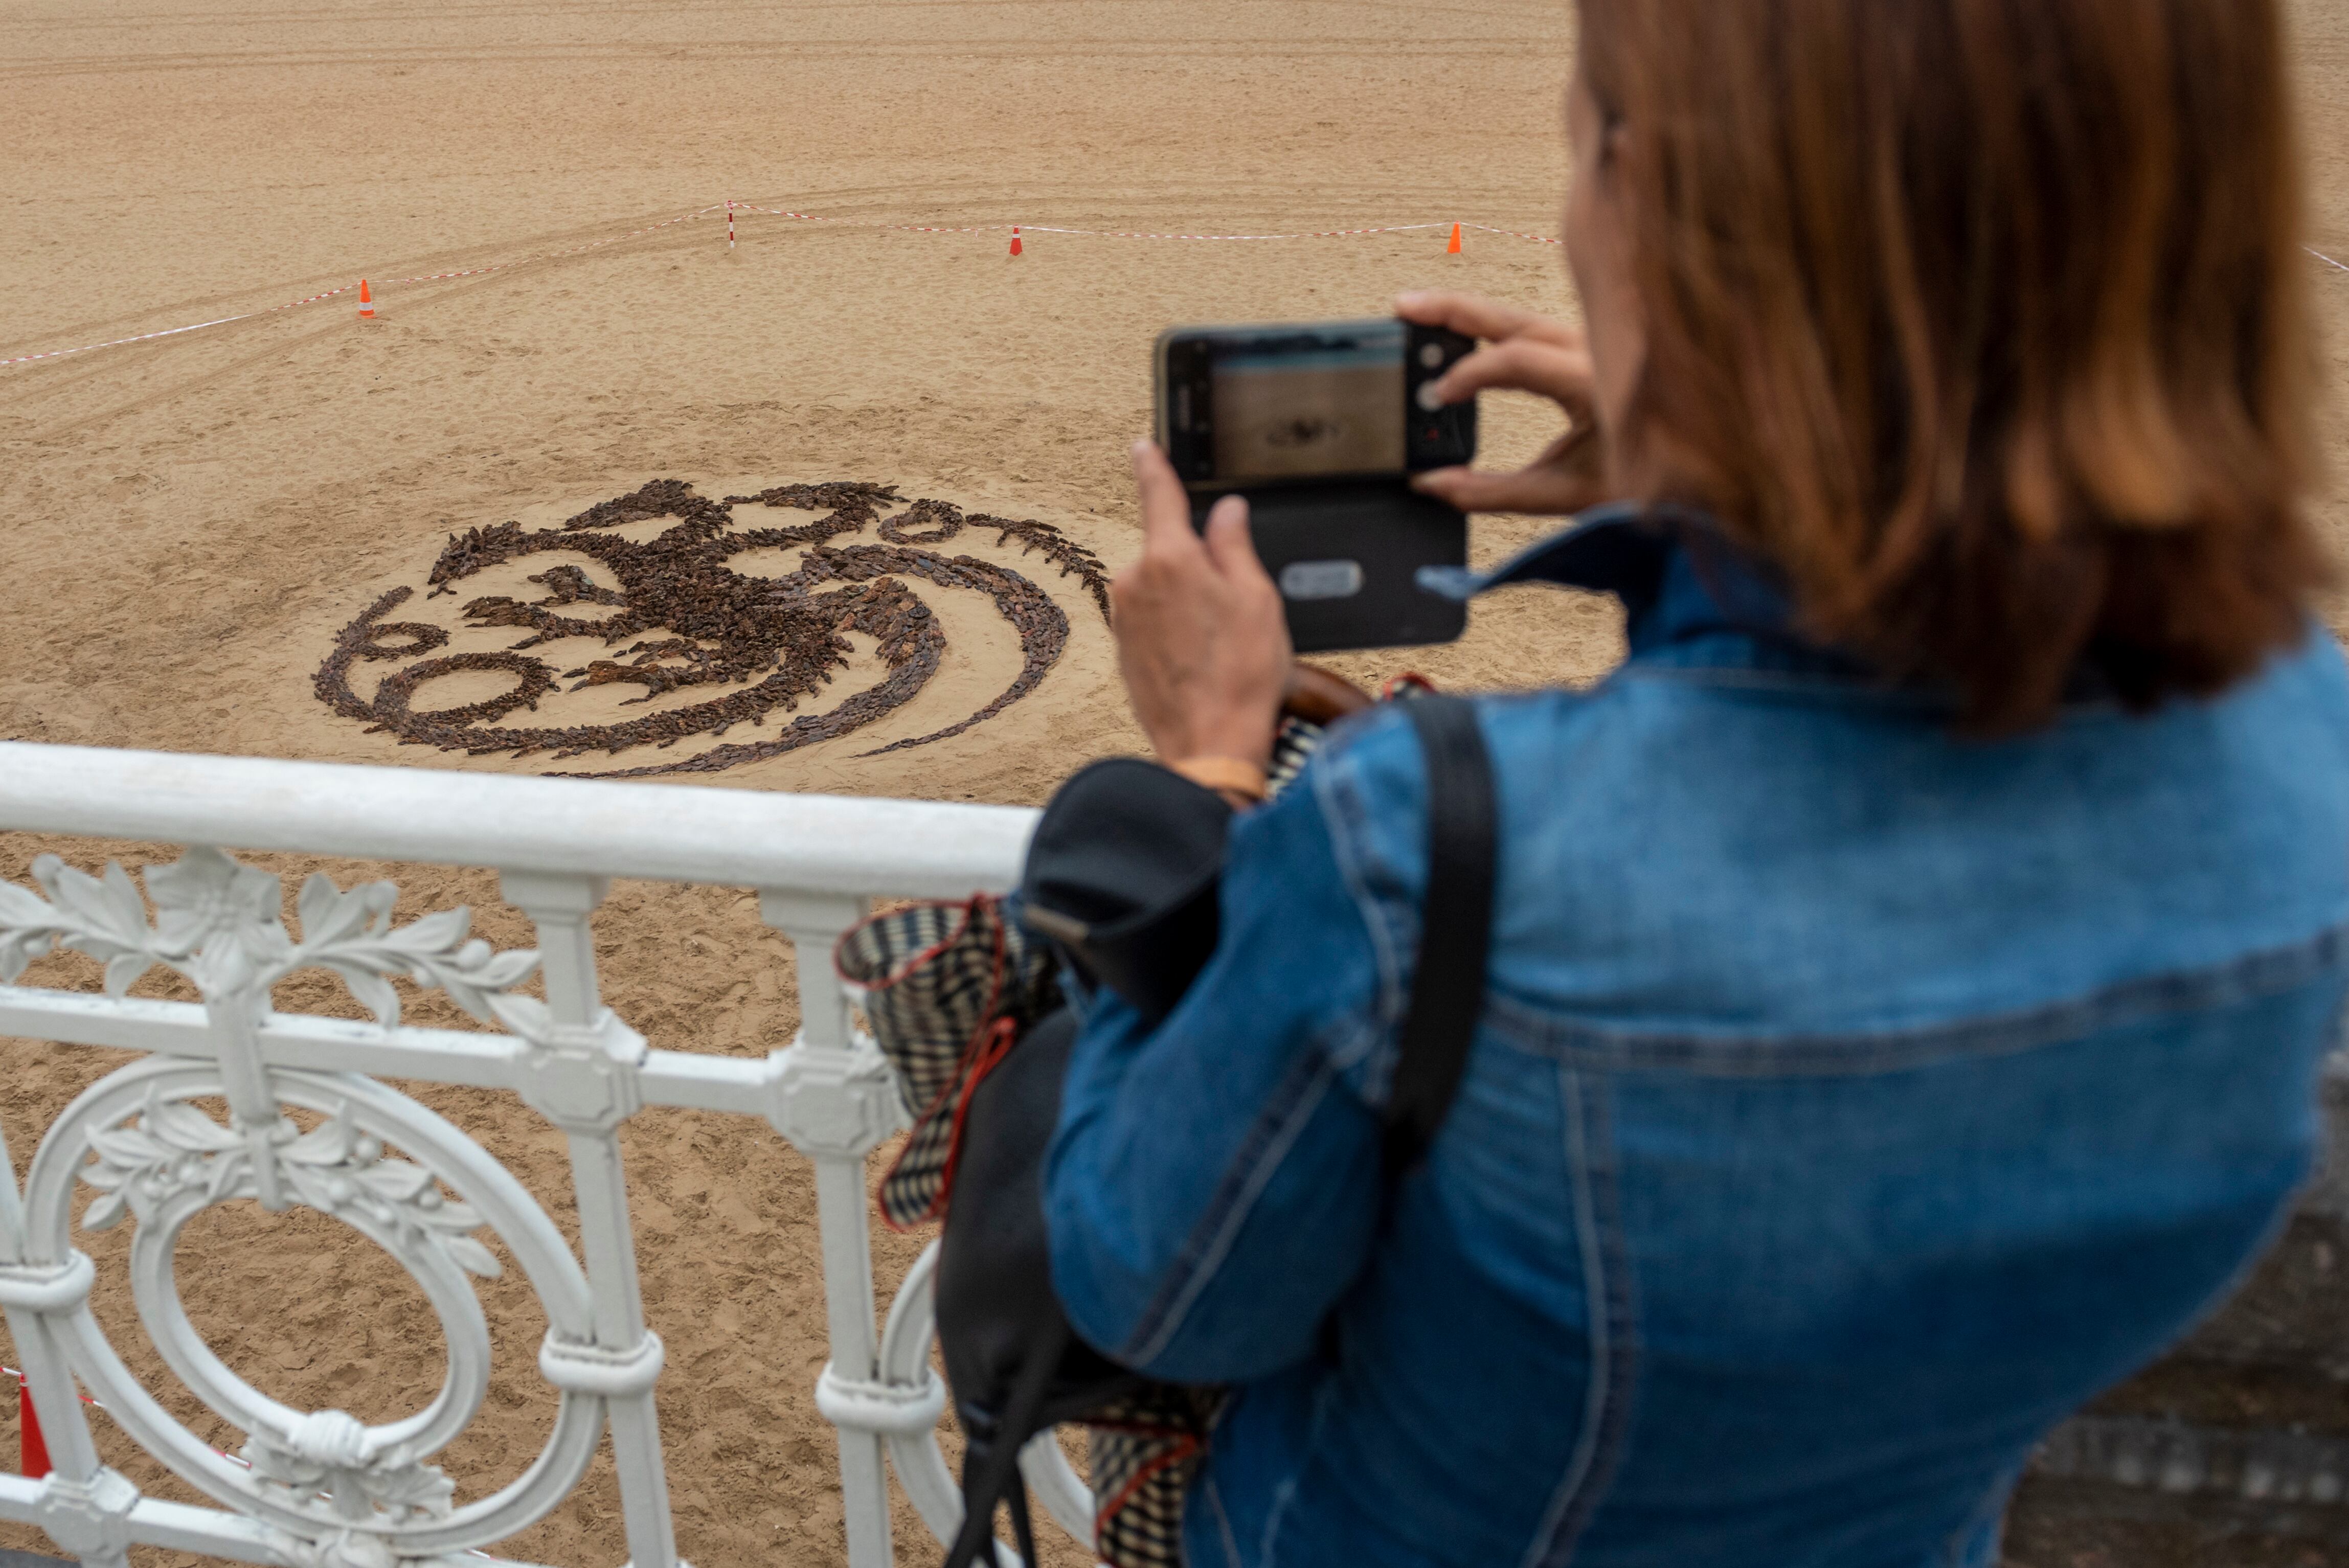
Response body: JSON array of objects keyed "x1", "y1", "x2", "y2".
[{"x1": 1600, "y1": 117, "x2": 1630, "y2": 170}]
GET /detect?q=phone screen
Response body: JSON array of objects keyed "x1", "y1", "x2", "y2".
[
  {"x1": 1208, "y1": 322, "x2": 1406, "y2": 482},
  {"x1": 1158, "y1": 317, "x2": 1473, "y2": 488}
]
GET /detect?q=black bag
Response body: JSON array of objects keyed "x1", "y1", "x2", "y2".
[{"x1": 935, "y1": 696, "x2": 1498, "y2": 1568}]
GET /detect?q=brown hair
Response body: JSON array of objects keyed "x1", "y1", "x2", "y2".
[{"x1": 1577, "y1": 0, "x2": 2327, "y2": 729}]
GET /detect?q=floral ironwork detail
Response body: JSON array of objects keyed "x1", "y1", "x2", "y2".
[
  {"x1": 0, "y1": 845, "x2": 538, "y2": 1026},
  {"x1": 78, "y1": 1093, "x2": 501, "y2": 1279},
  {"x1": 261, "y1": 1526, "x2": 482, "y2": 1568},
  {"x1": 242, "y1": 1410, "x2": 456, "y2": 1526}
]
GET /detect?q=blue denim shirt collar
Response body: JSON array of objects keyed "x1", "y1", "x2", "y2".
[{"x1": 1419, "y1": 503, "x2": 1865, "y2": 673}]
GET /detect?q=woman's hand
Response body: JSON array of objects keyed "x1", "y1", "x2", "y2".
[
  {"x1": 1395, "y1": 289, "x2": 1608, "y2": 516},
  {"x1": 1113, "y1": 441, "x2": 1292, "y2": 770}
]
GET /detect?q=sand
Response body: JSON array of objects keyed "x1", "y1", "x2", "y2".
[{"x1": 1, "y1": 2, "x2": 2346, "y2": 1565}]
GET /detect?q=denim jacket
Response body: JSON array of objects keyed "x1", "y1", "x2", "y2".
[{"x1": 1043, "y1": 508, "x2": 2349, "y2": 1568}]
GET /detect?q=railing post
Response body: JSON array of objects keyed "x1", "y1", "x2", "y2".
[
  {"x1": 500, "y1": 870, "x2": 681, "y2": 1568},
  {"x1": 0, "y1": 1114, "x2": 134, "y2": 1568},
  {"x1": 757, "y1": 889, "x2": 905, "y2": 1568}
]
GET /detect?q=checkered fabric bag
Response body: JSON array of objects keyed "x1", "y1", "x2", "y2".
[
  {"x1": 840, "y1": 895, "x2": 1225, "y2": 1568},
  {"x1": 1265, "y1": 713, "x2": 1326, "y2": 796},
  {"x1": 836, "y1": 720, "x2": 1352, "y2": 1568},
  {"x1": 835, "y1": 895, "x2": 1060, "y2": 1229},
  {"x1": 1085, "y1": 1385, "x2": 1229, "y2": 1567}
]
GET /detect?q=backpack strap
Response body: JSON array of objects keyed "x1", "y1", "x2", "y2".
[
  {"x1": 1383, "y1": 696, "x2": 1499, "y2": 1175},
  {"x1": 939, "y1": 1313, "x2": 1068, "y2": 1568}
]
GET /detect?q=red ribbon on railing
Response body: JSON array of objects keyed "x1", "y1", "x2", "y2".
[{"x1": 19, "y1": 1381, "x2": 49, "y2": 1479}]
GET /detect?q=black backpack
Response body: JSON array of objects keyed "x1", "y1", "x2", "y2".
[{"x1": 936, "y1": 697, "x2": 1499, "y2": 1568}]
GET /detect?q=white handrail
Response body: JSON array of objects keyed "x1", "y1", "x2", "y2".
[
  {"x1": 0, "y1": 742, "x2": 1073, "y2": 1568},
  {"x1": 0, "y1": 742, "x2": 1039, "y2": 897}
]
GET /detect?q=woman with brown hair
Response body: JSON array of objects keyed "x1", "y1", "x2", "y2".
[{"x1": 1043, "y1": 2, "x2": 2347, "y2": 1563}]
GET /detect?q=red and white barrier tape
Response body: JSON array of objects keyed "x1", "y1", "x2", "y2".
[
  {"x1": 5, "y1": 1361, "x2": 247, "y2": 1468},
  {"x1": 1, "y1": 204, "x2": 727, "y2": 369},
  {"x1": 1, "y1": 204, "x2": 1545, "y2": 371},
  {"x1": 378, "y1": 202, "x2": 727, "y2": 289},
  {"x1": 729, "y1": 205, "x2": 1505, "y2": 242},
  {"x1": 1, "y1": 289, "x2": 356, "y2": 368},
  {"x1": 9, "y1": 199, "x2": 2342, "y2": 373},
  {"x1": 3, "y1": 1364, "x2": 499, "y2": 1556},
  {"x1": 3, "y1": 1365, "x2": 104, "y2": 1413}
]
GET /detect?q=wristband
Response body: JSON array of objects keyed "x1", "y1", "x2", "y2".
[{"x1": 1168, "y1": 755, "x2": 1269, "y2": 803}]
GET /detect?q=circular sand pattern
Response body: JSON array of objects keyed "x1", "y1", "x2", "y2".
[{"x1": 313, "y1": 479, "x2": 1112, "y2": 777}]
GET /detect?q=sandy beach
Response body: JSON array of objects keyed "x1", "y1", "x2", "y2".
[{"x1": 3, "y1": 2, "x2": 2347, "y2": 1563}]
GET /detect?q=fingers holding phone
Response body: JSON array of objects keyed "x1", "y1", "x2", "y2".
[
  {"x1": 1113, "y1": 442, "x2": 1291, "y2": 771},
  {"x1": 1393, "y1": 289, "x2": 1584, "y2": 354},
  {"x1": 1150, "y1": 316, "x2": 1476, "y2": 653},
  {"x1": 1395, "y1": 290, "x2": 1609, "y2": 517},
  {"x1": 1410, "y1": 424, "x2": 1605, "y2": 516},
  {"x1": 1422, "y1": 333, "x2": 1596, "y2": 420}
]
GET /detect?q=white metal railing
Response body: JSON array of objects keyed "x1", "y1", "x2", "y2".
[{"x1": 0, "y1": 740, "x2": 1094, "y2": 1568}]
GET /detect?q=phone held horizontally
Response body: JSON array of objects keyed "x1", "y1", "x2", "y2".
[{"x1": 1154, "y1": 317, "x2": 1477, "y2": 653}]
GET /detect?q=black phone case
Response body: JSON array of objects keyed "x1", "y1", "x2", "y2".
[
  {"x1": 1190, "y1": 480, "x2": 1467, "y2": 653},
  {"x1": 1403, "y1": 324, "x2": 1478, "y2": 471}
]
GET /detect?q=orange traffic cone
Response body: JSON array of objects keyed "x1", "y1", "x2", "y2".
[
  {"x1": 357, "y1": 279, "x2": 375, "y2": 319},
  {"x1": 1009, "y1": 227, "x2": 1024, "y2": 258},
  {"x1": 20, "y1": 1380, "x2": 49, "y2": 1479},
  {"x1": 1445, "y1": 223, "x2": 1463, "y2": 255}
]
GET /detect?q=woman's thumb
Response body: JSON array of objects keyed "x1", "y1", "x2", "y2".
[{"x1": 1202, "y1": 494, "x2": 1271, "y2": 585}]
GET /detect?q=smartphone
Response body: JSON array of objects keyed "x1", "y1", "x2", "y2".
[
  {"x1": 1155, "y1": 318, "x2": 1476, "y2": 487},
  {"x1": 1153, "y1": 317, "x2": 1477, "y2": 653}
]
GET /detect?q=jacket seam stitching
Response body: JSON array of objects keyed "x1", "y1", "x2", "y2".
[
  {"x1": 1487, "y1": 919, "x2": 2349, "y2": 1077},
  {"x1": 1118, "y1": 1051, "x2": 1340, "y2": 1367},
  {"x1": 1939, "y1": 1462, "x2": 2021, "y2": 1567},
  {"x1": 1202, "y1": 1474, "x2": 1243, "y2": 1568},
  {"x1": 1612, "y1": 662, "x2": 2048, "y2": 710},
  {"x1": 1521, "y1": 1066, "x2": 1637, "y2": 1568},
  {"x1": 1313, "y1": 732, "x2": 1410, "y2": 1065},
  {"x1": 1257, "y1": 1373, "x2": 1340, "y2": 1568}
]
